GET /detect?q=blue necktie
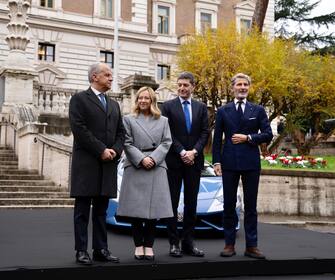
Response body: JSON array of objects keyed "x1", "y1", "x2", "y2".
[
  {"x1": 183, "y1": 100, "x2": 191, "y2": 134},
  {"x1": 98, "y1": 93, "x2": 107, "y2": 110}
]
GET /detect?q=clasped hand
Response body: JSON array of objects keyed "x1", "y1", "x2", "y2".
[
  {"x1": 181, "y1": 150, "x2": 196, "y2": 166},
  {"x1": 101, "y1": 148, "x2": 117, "y2": 161},
  {"x1": 141, "y1": 156, "x2": 155, "y2": 169}
]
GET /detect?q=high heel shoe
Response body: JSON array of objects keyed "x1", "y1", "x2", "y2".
[
  {"x1": 134, "y1": 246, "x2": 144, "y2": 260},
  {"x1": 134, "y1": 254, "x2": 144, "y2": 260},
  {"x1": 144, "y1": 247, "x2": 155, "y2": 261},
  {"x1": 144, "y1": 255, "x2": 155, "y2": 261}
]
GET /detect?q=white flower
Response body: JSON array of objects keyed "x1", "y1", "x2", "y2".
[
  {"x1": 315, "y1": 157, "x2": 323, "y2": 162},
  {"x1": 295, "y1": 156, "x2": 302, "y2": 160},
  {"x1": 297, "y1": 161, "x2": 306, "y2": 167},
  {"x1": 286, "y1": 156, "x2": 293, "y2": 159},
  {"x1": 268, "y1": 160, "x2": 277, "y2": 165},
  {"x1": 265, "y1": 156, "x2": 273, "y2": 161}
]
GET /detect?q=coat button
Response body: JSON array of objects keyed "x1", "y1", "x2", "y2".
[{"x1": 152, "y1": 143, "x2": 156, "y2": 147}]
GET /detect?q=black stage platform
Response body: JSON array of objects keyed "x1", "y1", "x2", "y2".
[{"x1": 0, "y1": 209, "x2": 334, "y2": 279}]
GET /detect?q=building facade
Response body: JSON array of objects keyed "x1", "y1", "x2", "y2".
[{"x1": 0, "y1": 0, "x2": 274, "y2": 92}]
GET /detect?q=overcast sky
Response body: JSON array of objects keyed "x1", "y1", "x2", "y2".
[{"x1": 309, "y1": 0, "x2": 335, "y2": 33}]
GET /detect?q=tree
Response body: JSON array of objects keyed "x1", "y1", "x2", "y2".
[
  {"x1": 177, "y1": 25, "x2": 335, "y2": 154},
  {"x1": 252, "y1": 0, "x2": 270, "y2": 32},
  {"x1": 275, "y1": 0, "x2": 335, "y2": 51},
  {"x1": 284, "y1": 54, "x2": 335, "y2": 154}
]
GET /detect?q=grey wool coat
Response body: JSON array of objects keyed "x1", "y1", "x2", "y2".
[{"x1": 117, "y1": 114, "x2": 174, "y2": 219}]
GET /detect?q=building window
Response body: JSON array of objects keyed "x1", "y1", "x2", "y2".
[
  {"x1": 157, "y1": 64, "x2": 170, "y2": 81},
  {"x1": 40, "y1": 0, "x2": 54, "y2": 8},
  {"x1": 38, "y1": 43, "x2": 55, "y2": 62},
  {"x1": 240, "y1": 19, "x2": 251, "y2": 33},
  {"x1": 158, "y1": 6, "x2": 170, "y2": 34},
  {"x1": 100, "y1": 51, "x2": 114, "y2": 68},
  {"x1": 100, "y1": 0, "x2": 113, "y2": 18},
  {"x1": 200, "y1": 12, "x2": 212, "y2": 33}
]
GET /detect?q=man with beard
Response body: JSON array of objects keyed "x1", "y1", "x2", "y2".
[{"x1": 212, "y1": 73, "x2": 273, "y2": 259}]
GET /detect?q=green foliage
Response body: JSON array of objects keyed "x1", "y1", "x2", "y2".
[
  {"x1": 275, "y1": 0, "x2": 335, "y2": 51},
  {"x1": 177, "y1": 25, "x2": 335, "y2": 154}
]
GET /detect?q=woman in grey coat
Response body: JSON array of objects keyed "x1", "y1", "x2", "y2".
[{"x1": 117, "y1": 86, "x2": 173, "y2": 260}]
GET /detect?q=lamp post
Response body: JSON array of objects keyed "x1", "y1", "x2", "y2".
[{"x1": 112, "y1": 0, "x2": 120, "y2": 93}]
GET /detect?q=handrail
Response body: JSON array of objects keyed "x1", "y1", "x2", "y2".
[{"x1": 0, "y1": 120, "x2": 18, "y2": 151}]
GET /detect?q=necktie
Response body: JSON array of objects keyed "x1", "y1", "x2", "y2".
[
  {"x1": 237, "y1": 101, "x2": 243, "y2": 120},
  {"x1": 183, "y1": 100, "x2": 191, "y2": 134},
  {"x1": 98, "y1": 93, "x2": 107, "y2": 110}
]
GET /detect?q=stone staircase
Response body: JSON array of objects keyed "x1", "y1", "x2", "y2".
[{"x1": 0, "y1": 146, "x2": 74, "y2": 208}]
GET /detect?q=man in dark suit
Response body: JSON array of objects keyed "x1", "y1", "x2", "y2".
[
  {"x1": 69, "y1": 63, "x2": 125, "y2": 265},
  {"x1": 212, "y1": 73, "x2": 273, "y2": 259},
  {"x1": 162, "y1": 72, "x2": 209, "y2": 258}
]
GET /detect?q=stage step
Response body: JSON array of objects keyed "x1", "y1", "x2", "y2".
[{"x1": 0, "y1": 147, "x2": 71, "y2": 208}]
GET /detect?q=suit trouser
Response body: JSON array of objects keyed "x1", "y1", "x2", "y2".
[
  {"x1": 74, "y1": 196, "x2": 109, "y2": 251},
  {"x1": 222, "y1": 170, "x2": 260, "y2": 248},
  {"x1": 131, "y1": 218, "x2": 157, "y2": 247},
  {"x1": 166, "y1": 166, "x2": 201, "y2": 248}
]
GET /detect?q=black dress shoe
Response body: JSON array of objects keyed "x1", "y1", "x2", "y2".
[
  {"x1": 182, "y1": 246, "x2": 205, "y2": 257},
  {"x1": 169, "y1": 245, "x2": 182, "y2": 257},
  {"x1": 93, "y1": 249, "x2": 120, "y2": 263},
  {"x1": 76, "y1": 251, "x2": 93, "y2": 265}
]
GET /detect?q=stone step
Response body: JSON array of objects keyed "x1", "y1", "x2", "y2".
[
  {"x1": 0, "y1": 150, "x2": 16, "y2": 155},
  {"x1": 0, "y1": 154, "x2": 17, "y2": 159},
  {"x1": 0, "y1": 170, "x2": 39, "y2": 175},
  {"x1": 0, "y1": 205, "x2": 74, "y2": 209},
  {"x1": 0, "y1": 161, "x2": 18, "y2": 166},
  {"x1": 0, "y1": 155, "x2": 17, "y2": 162},
  {"x1": 0, "y1": 165, "x2": 21, "y2": 170},
  {"x1": 0, "y1": 185, "x2": 68, "y2": 192},
  {"x1": 0, "y1": 180, "x2": 55, "y2": 186},
  {"x1": 0, "y1": 174, "x2": 44, "y2": 180},
  {"x1": 0, "y1": 198, "x2": 74, "y2": 206},
  {"x1": 0, "y1": 192, "x2": 70, "y2": 198},
  {"x1": 0, "y1": 146, "x2": 11, "y2": 150}
]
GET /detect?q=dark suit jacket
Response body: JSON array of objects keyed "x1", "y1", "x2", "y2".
[
  {"x1": 212, "y1": 101, "x2": 273, "y2": 171},
  {"x1": 69, "y1": 87, "x2": 125, "y2": 197},
  {"x1": 161, "y1": 97, "x2": 209, "y2": 170}
]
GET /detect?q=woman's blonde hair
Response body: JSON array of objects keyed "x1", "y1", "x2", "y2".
[{"x1": 132, "y1": 86, "x2": 161, "y2": 119}]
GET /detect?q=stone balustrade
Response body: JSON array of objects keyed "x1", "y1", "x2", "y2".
[{"x1": 34, "y1": 85, "x2": 77, "y2": 117}]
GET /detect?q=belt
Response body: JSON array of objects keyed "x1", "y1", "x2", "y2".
[{"x1": 141, "y1": 148, "x2": 155, "y2": 152}]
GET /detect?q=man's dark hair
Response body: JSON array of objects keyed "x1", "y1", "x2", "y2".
[{"x1": 177, "y1": 71, "x2": 195, "y2": 85}]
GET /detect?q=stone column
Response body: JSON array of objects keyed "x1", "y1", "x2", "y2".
[
  {"x1": 0, "y1": 0, "x2": 36, "y2": 109},
  {"x1": 120, "y1": 74, "x2": 159, "y2": 114}
]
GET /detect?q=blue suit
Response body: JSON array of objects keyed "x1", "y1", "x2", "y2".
[{"x1": 212, "y1": 101, "x2": 272, "y2": 247}]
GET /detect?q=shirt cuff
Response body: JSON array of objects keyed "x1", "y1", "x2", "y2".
[{"x1": 180, "y1": 149, "x2": 187, "y2": 157}]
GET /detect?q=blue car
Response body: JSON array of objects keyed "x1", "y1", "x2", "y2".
[{"x1": 106, "y1": 157, "x2": 242, "y2": 231}]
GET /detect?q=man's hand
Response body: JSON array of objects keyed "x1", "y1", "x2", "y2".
[
  {"x1": 101, "y1": 148, "x2": 117, "y2": 161},
  {"x1": 141, "y1": 157, "x2": 155, "y2": 169},
  {"x1": 213, "y1": 164, "x2": 222, "y2": 176},
  {"x1": 232, "y1": 134, "x2": 248, "y2": 144},
  {"x1": 181, "y1": 150, "x2": 196, "y2": 166}
]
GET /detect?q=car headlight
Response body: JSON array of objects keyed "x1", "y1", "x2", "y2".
[{"x1": 215, "y1": 195, "x2": 223, "y2": 203}]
